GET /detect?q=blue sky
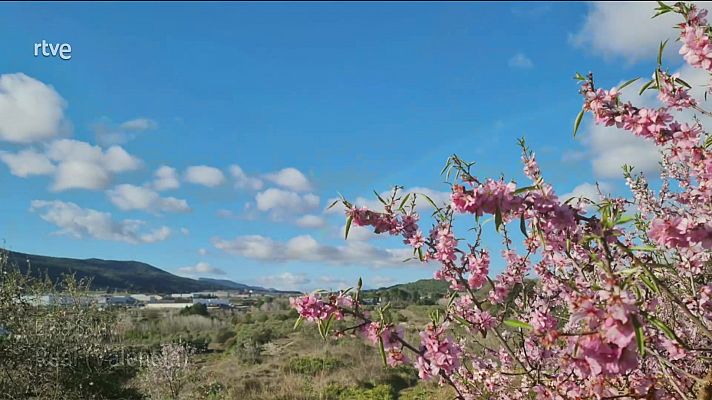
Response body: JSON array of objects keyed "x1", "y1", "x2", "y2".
[{"x1": 0, "y1": 2, "x2": 697, "y2": 291}]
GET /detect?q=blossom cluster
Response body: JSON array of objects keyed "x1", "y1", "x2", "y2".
[{"x1": 290, "y1": 3, "x2": 712, "y2": 399}]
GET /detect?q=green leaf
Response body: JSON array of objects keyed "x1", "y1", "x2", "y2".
[
  {"x1": 327, "y1": 199, "x2": 340, "y2": 210},
  {"x1": 618, "y1": 77, "x2": 640, "y2": 91},
  {"x1": 503, "y1": 319, "x2": 532, "y2": 330},
  {"x1": 638, "y1": 80, "x2": 654, "y2": 95},
  {"x1": 633, "y1": 317, "x2": 645, "y2": 356},
  {"x1": 573, "y1": 109, "x2": 585, "y2": 137},
  {"x1": 640, "y1": 274, "x2": 659, "y2": 294},
  {"x1": 344, "y1": 215, "x2": 353, "y2": 240},
  {"x1": 658, "y1": 39, "x2": 668, "y2": 66},
  {"x1": 574, "y1": 72, "x2": 586, "y2": 81},
  {"x1": 293, "y1": 316, "x2": 304, "y2": 330},
  {"x1": 675, "y1": 77, "x2": 692, "y2": 89},
  {"x1": 614, "y1": 215, "x2": 636, "y2": 225},
  {"x1": 519, "y1": 213, "x2": 528, "y2": 238},
  {"x1": 374, "y1": 190, "x2": 387, "y2": 205},
  {"x1": 398, "y1": 193, "x2": 411, "y2": 211},
  {"x1": 630, "y1": 245, "x2": 657, "y2": 252},
  {"x1": 513, "y1": 185, "x2": 537, "y2": 195},
  {"x1": 647, "y1": 315, "x2": 680, "y2": 343},
  {"x1": 420, "y1": 193, "x2": 438, "y2": 209},
  {"x1": 417, "y1": 247, "x2": 425, "y2": 262},
  {"x1": 494, "y1": 206, "x2": 503, "y2": 232},
  {"x1": 378, "y1": 337, "x2": 388, "y2": 366}
]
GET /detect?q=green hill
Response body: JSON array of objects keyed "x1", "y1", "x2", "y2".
[{"x1": 3, "y1": 249, "x2": 245, "y2": 293}]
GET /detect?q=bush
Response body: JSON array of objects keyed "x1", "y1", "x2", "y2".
[
  {"x1": 286, "y1": 356, "x2": 344, "y2": 376},
  {"x1": 179, "y1": 303, "x2": 209, "y2": 317}
]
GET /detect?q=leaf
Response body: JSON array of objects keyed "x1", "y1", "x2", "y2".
[
  {"x1": 638, "y1": 80, "x2": 655, "y2": 95},
  {"x1": 398, "y1": 193, "x2": 411, "y2": 211},
  {"x1": 630, "y1": 245, "x2": 657, "y2": 252},
  {"x1": 374, "y1": 190, "x2": 387, "y2": 205},
  {"x1": 494, "y1": 206, "x2": 503, "y2": 233},
  {"x1": 293, "y1": 316, "x2": 304, "y2": 330},
  {"x1": 573, "y1": 109, "x2": 585, "y2": 137},
  {"x1": 519, "y1": 213, "x2": 528, "y2": 238},
  {"x1": 417, "y1": 247, "x2": 425, "y2": 262},
  {"x1": 513, "y1": 185, "x2": 537, "y2": 195},
  {"x1": 574, "y1": 72, "x2": 586, "y2": 81},
  {"x1": 326, "y1": 199, "x2": 340, "y2": 210},
  {"x1": 633, "y1": 317, "x2": 645, "y2": 356},
  {"x1": 420, "y1": 193, "x2": 438, "y2": 209},
  {"x1": 658, "y1": 39, "x2": 668, "y2": 65},
  {"x1": 344, "y1": 215, "x2": 353, "y2": 240},
  {"x1": 323, "y1": 314, "x2": 334, "y2": 338},
  {"x1": 618, "y1": 77, "x2": 640, "y2": 91},
  {"x1": 640, "y1": 274, "x2": 659, "y2": 294},
  {"x1": 675, "y1": 77, "x2": 692, "y2": 89},
  {"x1": 378, "y1": 337, "x2": 388, "y2": 366},
  {"x1": 614, "y1": 215, "x2": 636, "y2": 225},
  {"x1": 503, "y1": 319, "x2": 532, "y2": 330},
  {"x1": 647, "y1": 315, "x2": 680, "y2": 343}
]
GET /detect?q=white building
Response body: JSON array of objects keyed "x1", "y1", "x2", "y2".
[{"x1": 192, "y1": 298, "x2": 230, "y2": 307}]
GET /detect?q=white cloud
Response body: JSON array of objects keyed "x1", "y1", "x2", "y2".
[
  {"x1": 44, "y1": 139, "x2": 141, "y2": 191},
  {"x1": 119, "y1": 118, "x2": 157, "y2": 131},
  {"x1": 508, "y1": 53, "x2": 533, "y2": 69},
  {"x1": 265, "y1": 167, "x2": 312, "y2": 192},
  {"x1": 561, "y1": 182, "x2": 613, "y2": 205},
  {"x1": 177, "y1": 262, "x2": 225, "y2": 276},
  {"x1": 258, "y1": 272, "x2": 310, "y2": 291},
  {"x1": 369, "y1": 275, "x2": 396, "y2": 289},
  {"x1": 180, "y1": 227, "x2": 190, "y2": 236},
  {"x1": 571, "y1": 2, "x2": 712, "y2": 63},
  {"x1": 0, "y1": 73, "x2": 67, "y2": 143},
  {"x1": 152, "y1": 165, "x2": 180, "y2": 191},
  {"x1": 255, "y1": 188, "x2": 320, "y2": 218},
  {"x1": 198, "y1": 248, "x2": 208, "y2": 256},
  {"x1": 106, "y1": 184, "x2": 190, "y2": 213},
  {"x1": 184, "y1": 165, "x2": 225, "y2": 187},
  {"x1": 30, "y1": 200, "x2": 171, "y2": 244},
  {"x1": 0, "y1": 149, "x2": 55, "y2": 177},
  {"x1": 295, "y1": 214, "x2": 326, "y2": 228},
  {"x1": 229, "y1": 164, "x2": 263, "y2": 190},
  {"x1": 316, "y1": 276, "x2": 352, "y2": 291},
  {"x1": 93, "y1": 117, "x2": 157, "y2": 145},
  {"x1": 213, "y1": 234, "x2": 422, "y2": 268}
]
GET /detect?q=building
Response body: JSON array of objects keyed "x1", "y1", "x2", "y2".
[
  {"x1": 192, "y1": 298, "x2": 230, "y2": 307},
  {"x1": 130, "y1": 294, "x2": 163, "y2": 303}
]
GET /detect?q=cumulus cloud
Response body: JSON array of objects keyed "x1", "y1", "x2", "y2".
[
  {"x1": 177, "y1": 262, "x2": 225, "y2": 276},
  {"x1": 212, "y1": 234, "x2": 421, "y2": 268},
  {"x1": 119, "y1": 118, "x2": 157, "y2": 131},
  {"x1": 0, "y1": 149, "x2": 55, "y2": 177},
  {"x1": 44, "y1": 139, "x2": 141, "y2": 191},
  {"x1": 561, "y1": 182, "x2": 612, "y2": 201},
  {"x1": 30, "y1": 200, "x2": 171, "y2": 244},
  {"x1": 93, "y1": 117, "x2": 157, "y2": 145},
  {"x1": 106, "y1": 184, "x2": 190, "y2": 213},
  {"x1": 265, "y1": 167, "x2": 312, "y2": 192},
  {"x1": 258, "y1": 272, "x2": 310, "y2": 291},
  {"x1": 255, "y1": 188, "x2": 320, "y2": 218},
  {"x1": 295, "y1": 214, "x2": 326, "y2": 228},
  {"x1": 0, "y1": 73, "x2": 67, "y2": 143},
  {"x1": 508, "y1": 53, "x2": 533, "y2": 69},
  {"x1": 571, "y1": 2, "x2": 712, "y2": 63},
  {"x1": 229, "y1": 165, "x2": 263, "y2": 190},
  {"x1": 152, "y1": 165, "x2": 180, "y2": 191},
  {"x1": 184, "y1": 165, "x2": 225, "y2": 187}
]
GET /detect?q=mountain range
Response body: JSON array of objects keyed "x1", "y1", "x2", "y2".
[{"x1": 3, "y1": 249, "x2": 278, "y2": 294}]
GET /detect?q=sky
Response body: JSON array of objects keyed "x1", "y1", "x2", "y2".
[{"x1": 0, "y1": 2, "x2": 705, "y2": 291}]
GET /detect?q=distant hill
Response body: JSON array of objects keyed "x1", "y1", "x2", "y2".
[
  {"x1": 376, "y1": 279, "x2": 450, "y2": 295},
  {"x1": 2, "y1": 249, "x2": 268, "y2": 294},
  {"x1": 197, "y1": 277, "x2": 285, "y2": 293}
]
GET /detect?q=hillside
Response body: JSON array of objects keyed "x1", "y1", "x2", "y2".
[{"x1": 3, "y1": 249, "x2": 259, "y2": 294}]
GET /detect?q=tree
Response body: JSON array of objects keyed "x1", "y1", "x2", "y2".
[{"x1": 291, "y1": 3, "x2": 712, "y2": 399}]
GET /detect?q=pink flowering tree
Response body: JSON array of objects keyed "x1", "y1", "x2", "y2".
[{"x1": 291, "y1": 3, "x2": 712, "y2": 398}]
